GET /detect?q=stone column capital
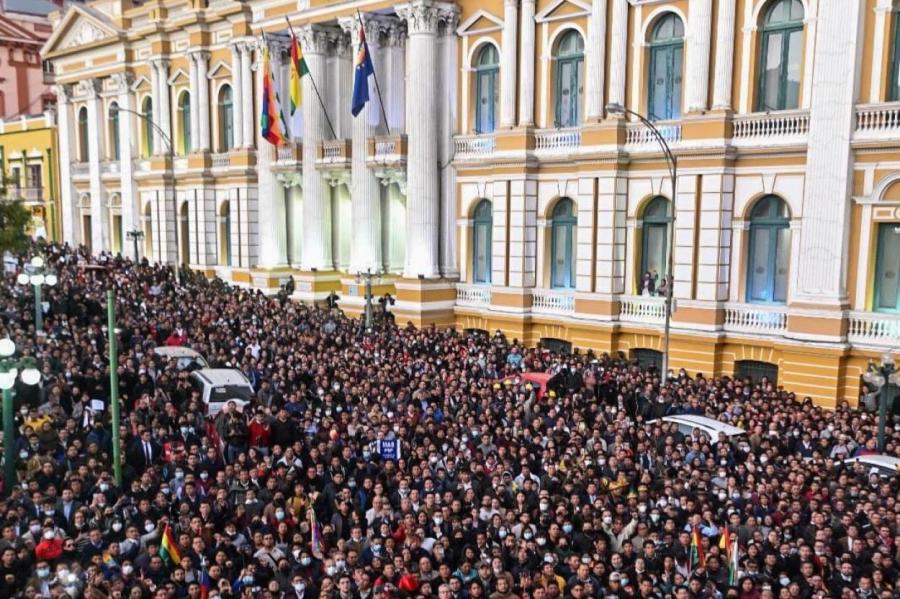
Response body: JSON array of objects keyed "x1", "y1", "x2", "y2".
[
  {"x1": 297, "y1": 25, "x2": 339, "y2": 55},
  {"x1": 77, "y1": 78, "x2": 102, "y2": 99},
  {"x1": 55, "y1": 84, "x2": 72, "y2": 103},
  {"x1": 397, "y1": 1, "x2": 442, "y2": 35},
  {"x1": 110, "y1": 72, "x2": 134, "y2": 94}
]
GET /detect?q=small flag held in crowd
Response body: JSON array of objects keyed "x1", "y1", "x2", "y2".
[
  {"x1": 690, "y1": 526, "x2": 705, "y2": 569},
  {"x1": 200, "y1": 568, "x2": 211, "y2": 599},
  {"x1": 350, "y1": 21, "x2": 375, "y2": 117},
  {"x1": 260, "y1": 43, "x2": 288, "y2": 147},
  {"x1": 728, "y1": 536, "x2": 739, "y2": 585},
  {"x1": 159, "y1": 523, "x2": 182, "y2": 566},
  {"x1": 310, "y1": 508, "x2": 325, "y2": 559}
]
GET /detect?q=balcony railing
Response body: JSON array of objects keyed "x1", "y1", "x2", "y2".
[
  {"x1": 534, "y1": 128, "x2": 581, "y2": 152},
  {"x1": 532, "y1": 289, "x2": 575, "y2": 314},
  {"x1": 211, "y1": 153, "x2": 231, "y2": 168},
  {"x1": 71, "y1": 162, "x2": 88, "y2": 176},
  {"x1": 732, "y1": 110, "x2": 809, "y2": 146},
  {"x1": 133, "y1": 159, "x2": 152, "y2": 173},
  {"x1": 619, "y1": 295, "x2": 666, "y2": 324},
  {"x1": 625, "y1": 121, "x2": 682, "y2": 148},
  {"x1": 277, "y1": 142, "x2": 302, "y2": 162},
  {"x1": 100, "y1": 161, "x2": 120, "y2": 176},
  {"x1": 317, "y1": 139, "x2": 351, "y2": 168},
  {"x1": 847, "y1": 312, "x2": 900, "y2": 347},
  {"x1": 456, "y1": 284, "x2": 491, "y2": 307},
  {"x1": 723, "y1": 303, "x2": 788, "y2": 335},
  {"x1": 8, "y1": 187, "x2": 43, "y2": 202},
  {"x1": 368, "y1": 135, "x2": 407, "y2": 167},
  {"x1": 855, "y1": 103, "x2": 900, "y2": 141},
  {"x1": 453, "y1": 134, "x2": 496, "y2": 159}
]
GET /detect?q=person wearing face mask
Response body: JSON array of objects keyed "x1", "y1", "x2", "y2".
[{"x1": 34, "y1": 528, "x2": 63, "y2": 562}]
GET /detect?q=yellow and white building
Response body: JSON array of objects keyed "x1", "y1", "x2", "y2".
[{"x1": 42, "y1": 0, "x2": 900, "y2": 406}]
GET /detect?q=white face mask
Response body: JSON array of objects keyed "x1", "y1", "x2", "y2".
[{"x1": 122, "y1": 565, "x2": 134, "y2": 576}]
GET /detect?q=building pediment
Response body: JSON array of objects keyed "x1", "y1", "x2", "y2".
[
  {"x1": 456, "y1": 10, "x2": 503, "y2": 35},
  {"x1": 535, "y1": 0, "x2": 591, "y2": 23},
  {"x1": 167, "y1": 68, "x2": 189, "y2": 86},
  {"x1": 41, "y1": 5, "x2": 124, "y2": 57},
  {"x1": 207, "y1": 61, "x2": 233, "y2": 79}
]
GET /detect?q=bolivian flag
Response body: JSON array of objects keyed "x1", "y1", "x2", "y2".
[
  {"x1": 289, "y1": 28, "x2": 308, "y2": 138},
  {"x1": 159, "y1": 524, "x2": 182, "y2": 565},
  {"x1": 690, "y1": 526, "x2": 705, "y2": 569},
  {"x1": 260, "y1": 45, "x2": 288, "y2": 146}
]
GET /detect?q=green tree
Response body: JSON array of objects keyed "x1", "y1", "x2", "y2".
[{"x1": 0, "y1": 200, "x2": 31, "y2": 254}]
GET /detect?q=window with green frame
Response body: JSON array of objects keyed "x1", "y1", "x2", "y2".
[
  {"x1": 640, "y1": 196, "x2": 671, "y2": 293},
  {"x1": 474, "y1": 45, "x2": 499, "y2": 134},
  {"x1": 178, "y1": 91, "x2": 192, "y2": 155},
  {"x1": 550, "y1": 198, "x2": 577, "y2": 289},
  {"x1": 472, "y1": 199, "x2": 492, "y2": 283},
  {"x1": 874, "y1": 222, "x2": 900, "y2": 313},
  {"x1": 77, "y1": 107, "x2": 89, "y2": 162},
  {"x1": 108, "y1": 102, "x2": 120, "y2": 161},
  {"x1": 554, "y1": 31, "x2": 584, "y2": 128},
  {"x1": 647, "y1": 13, "x2": 684, "y2": 121},
  {"x1": 756, "y1": 0, "x2": 804, "y2": 112},
  {"x1": 141, "y1": 97, "x2": 154, "y2": 157},
  {"x1": 890, "y1": 11, "x2": 900, "y2": 101},
  {"x1": 219, "y1": 85, "x2": 234, "y2": 151},
  {"x1": 746, "y1": 195, "x2": 791, "y2": 304}
]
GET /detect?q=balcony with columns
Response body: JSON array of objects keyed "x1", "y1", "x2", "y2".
[
  {"x1": 453, "y1": 134, "x2": 496, "y2": 163},
  {"x1": 367, "y1": 135, "x2": 407, "y2": 170},
  {"x1": 854, "y1": 103, "x2": 900, "y2": 144},
  {"x1": 316, "y1": 139, "x2": 352, "y2": 170},
  {"x1": 271, "y1": 142, "x2": 303, "y2": 172}
]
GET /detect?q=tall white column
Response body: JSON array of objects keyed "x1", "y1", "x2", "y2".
[
  {"x1": 793, "y1": 0, "x2": 863, "y2": 306},
  {"x1": 114, "y1": 73, "x2": 138, "y2": 259},
  {"x1": 608, "y1": 0, "x2": 628, "y2": 108},
  {"x1": 152, "y1": 59, "x2": 172, "y2": 153},
  {"x1": 500, "y1": 0, "x2": 518, "y2": 128},
  {"x1": 686, "y1": 0, "x2": 712, "y2": 113},
  {"x1": 240, "y1": 42, "x2": 254, "y2": 148},
  {"x1": 385, "y1": 23, "x2": 407, "y2": 132},
  {"x1": 439, "y1": 9, "x2": 459, "y2": 277},
  {"x1": 256, "y1": 40, "x2": 288, "y2": 267},
  {"x1": 197, "y1": 51, "x2": 211, "y2": 151},
  {"x1": 398, "y1": 0, "x2": 441, "y2": 278},
  {"x1": 299, "y1": 26, "x2": 334, "y2": 270},
  {"x1": 230, "y1": 43, "x2": 244, "y2": 149},
  {"x1": 585, "y1": 0, "x2": 608, "y2": 120},
  {"x1": 83, "y1": 79, "x2": 107, "y2": 252},
  {"x1": 341, "y1": 16, "x2": 383, "y2": 273},
  {"x1": 517, "y1": 0, "x2": 535, "y2": 126},
  {"x1": 55, "y1": 85, "x2": 76, "y2": 244},
  {"x1": 149, "y1": 61, "x2": 163, "y2": 154},
  {"x1": 712, "y1": 0, "x2": 736, "y2": 110},
  {"x1": 188, "y1": 54, "x2": 199, "y2": 152}
]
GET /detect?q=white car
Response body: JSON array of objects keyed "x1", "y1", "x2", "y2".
[
  {"x1": 154, "y1": 346, "x2": 209, "y2": 371},
  {"x1": 649, "y1": 415, "x2": 746, "y2": 444},
  {"x1": 842, "y1": 454, "x2": 900, "y2": 477},
  {"x1": 189, "y1": 369, "x2": 254, "y2": 417}
]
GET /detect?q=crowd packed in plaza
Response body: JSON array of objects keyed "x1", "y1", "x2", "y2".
[{"x1": 0, "y1": 243, "x2": 896, "y2": 599}]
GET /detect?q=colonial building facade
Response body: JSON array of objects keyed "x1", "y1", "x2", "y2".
[{"x1": 43, "y1": 0, "x2": 900, "y2": 406}]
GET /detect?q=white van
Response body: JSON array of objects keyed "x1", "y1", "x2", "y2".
[
  {"x1": 154, "y1": 346, "x2": 210, "y2": 371},
  {"x1": 189, "y1": 369, "x2": 254, "y2": 417}
]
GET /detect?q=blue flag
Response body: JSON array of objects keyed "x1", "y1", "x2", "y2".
[{"x1": 351, "y1": 23, "x2": 375, "y2": 117}]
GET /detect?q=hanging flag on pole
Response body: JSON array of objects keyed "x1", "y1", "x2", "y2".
[
  {"x1": 309, "y1": 508, "x2": 325, "y2": 559},
  {"x1": 351, "y1": 21, "x2": 375, "y2": 117},
  {"x1": 728, "y1": 536, "x2": 739, "y2": 586},
  {"x1": 159, "y1": 523, "x2": 182, "y2": 566},
  {"x1": 288, "y1": 25, "x2": 308, "y2": 138},
  {"x1": 689, "y1": 526, "x2": 705, "y2": 569},
  {"x1": 259, "y1": 41, "x2": 288, "y2": 147}
]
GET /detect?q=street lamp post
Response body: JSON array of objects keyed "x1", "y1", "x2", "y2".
[
  {"x1": 357, "y1": 269, "x2": 378, "y2": 330},
  {"x1": 110, "y1": 105, "x2": 180, "y2": 285},
  {"x1": 126, "y1": 229, "x2": 144, "y2": 262},
  {"x1": 863, "y1": 351, "x2": 900, "y2": 452},
  {"x1": 16, "y1": 256, "x2": 57, "y2": 333},
  {"x1": 606, "y1": 102, "x2": 678, "y2": 379},
  {"x1": 0, "y1": 337, "x2": 42, "y2": 496},
  {"x1": 104, "y1": 289, "x2": 123, "y2": 486}
]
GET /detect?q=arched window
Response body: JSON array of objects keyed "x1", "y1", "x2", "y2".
[
  {"x1": 77, "y1": 107, "x2": 89, "y2": 162},
  {"x1": 647, "y1": 14, "x2": 685, "y2": 121},
  {"x1": 141, "y1": 97, "x2": 154, "y2": 157},
  {"x1": 474, "y1": 45, "x2": 499, "y2": 134},
  {"x1": 550, "y1": 198, "x2": 577, "y2": 289},
  {"x1": 746, "y1": 195, "x2": 791, "y2": 303},
  {"x1": 108, "y1": 102, "x2": 121, "y2": 160},
  {"x1": 218, "y1": 85, "x2": 234, "y2": 151},
  {"x1": 178, "y1": 91, "x2": 191, "y2": 155},
  {"x1": 874, "y1": 223, "x2": 900, "y2": 313},
  {"x1": 219, "y1": 201, "x2": 232, "y2": 267},
  {"x1": 640, "y1": 196, "x2": 671, "y2": 294},
  {"x1": 757, "y1": 0, "x2": 804, "y2": 112},
  {"x1": 472, "y1": 200, "x2": 492, "y2": 283},
  {"x1": 554, "y1": 31, "x2": 584, "y2": 128}
]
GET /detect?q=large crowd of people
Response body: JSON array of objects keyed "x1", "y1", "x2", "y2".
[{"x1": 0, "y1": 242, "x2": 896, "y2": 599}]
